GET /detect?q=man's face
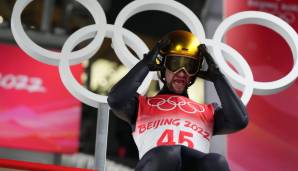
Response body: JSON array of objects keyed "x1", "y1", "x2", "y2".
[{"x1": 165, "y1": 69, "x2": 192, "y2": 94}]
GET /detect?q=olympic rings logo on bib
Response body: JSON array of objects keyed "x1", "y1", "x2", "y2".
[
  {"x1": 11, "y1": 0, "x2": 298, "y2": 109},
  {"x1": 147, "y1": 96, "x2": 205, "y2": 114}
]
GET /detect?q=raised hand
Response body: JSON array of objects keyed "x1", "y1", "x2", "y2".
[
  {"x1": 197, "y1": 44, "x2": 223, "y2": 81},
  {"x1": 142, "y1": 39, "x2": 171, "y2": 71}
]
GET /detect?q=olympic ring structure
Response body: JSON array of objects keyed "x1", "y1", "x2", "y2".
[
  {"x1": 147, "y1": 96, "x2": 206, "y2": 114},
  {"x1": 11, "y1": 0, "x2": 298, "y2": 107}
]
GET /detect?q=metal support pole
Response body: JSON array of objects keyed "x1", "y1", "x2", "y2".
[
  {"x1": 41, "y1": 0, "x2": 55, "y2": 32},
  {"x1": 95, "y1": 103, "x2": 110, "y2": 171}
]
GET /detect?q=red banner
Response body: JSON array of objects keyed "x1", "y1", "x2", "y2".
[
  {"x1": 0, "y1": 44, "x2": 82, "y2": 153},
  {"x1": 224, "y1": 1, "x2": 298, "y2": 171},
  {"x1": 0, "y1": 158, "x2": 95, "y2": 171}
]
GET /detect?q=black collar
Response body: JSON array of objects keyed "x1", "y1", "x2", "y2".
[{"x1": 158, "y1": 86, "x2": 189, "y2": 98}]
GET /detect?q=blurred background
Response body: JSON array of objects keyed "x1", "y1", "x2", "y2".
[{"x1": 0, "y1": 0, "x2": 297, "y2": 171}]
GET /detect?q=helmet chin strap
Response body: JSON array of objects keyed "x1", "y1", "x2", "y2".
[{"x1": 188, "y1": 76, "x2": 197, "y2": 86}]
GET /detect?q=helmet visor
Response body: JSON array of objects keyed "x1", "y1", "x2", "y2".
[{"x1": 164, "y1": 56, "x2": 201, "y2": 76}]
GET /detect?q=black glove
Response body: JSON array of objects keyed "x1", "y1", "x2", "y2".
[
  {"x1": 142, "y1": 39, "x2": 170, "y2": 71},
  {"x1": 197, "y1": 44, "x2": 223, "y2": 81}
]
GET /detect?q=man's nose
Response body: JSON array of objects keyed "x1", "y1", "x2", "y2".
[{"x1": 176, "y1": 69, "x2": 187, "y2": 76}]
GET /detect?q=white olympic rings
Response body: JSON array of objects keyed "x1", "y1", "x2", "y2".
[
  {"x1": 11, "y1": 0, "x2": 298, "y2": 108},
  {"x1": 147, "y1": 96, "x2": 205, "y2": 114},
  {"x1": 11, "y1": 0, "x2": 106, "y2": 65},
  {"x1": 59, "y1": 24, "x2": 154, "y2": 107},
  {"x1": 212, "y1": 11, "x2": 298, "y2": 95}
]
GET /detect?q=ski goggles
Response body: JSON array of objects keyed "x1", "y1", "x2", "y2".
[{"x1": 164, "y1": 56, "x2": 201, "y2": 76}]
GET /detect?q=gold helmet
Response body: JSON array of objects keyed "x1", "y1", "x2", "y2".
[
  {"x1": 159, "y1": 30, "x2": 203, "y2": 78},
  {"x1": 160, "y1": 30, "x2": 202, "y2": 60}
]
